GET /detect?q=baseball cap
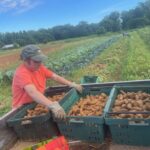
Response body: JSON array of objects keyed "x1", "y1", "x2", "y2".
[{"x1": 20, "y1": 44, "x2": 47, "y2": 62}]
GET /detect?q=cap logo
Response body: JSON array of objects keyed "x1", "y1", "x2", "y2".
[{"x1": 37, "y1": 50, "x2": 41, "y2": 54}]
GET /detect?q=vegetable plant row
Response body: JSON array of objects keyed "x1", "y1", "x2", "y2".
[
  {"x1": 0, "y1": 35, "x2": 120, "y2": 84},
  {"x1": 46, "y1": 36, "x2": 120, "y2": 75}
]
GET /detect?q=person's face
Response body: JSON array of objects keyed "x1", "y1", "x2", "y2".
[{"x1": 25, "y1": 59, "x2": 42, "y2": 71}]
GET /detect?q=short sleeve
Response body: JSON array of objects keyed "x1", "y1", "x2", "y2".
[
  {"x1": 15, "y1": 71, "x2": 33, "y2": 89},
  {"x1": 41, "y1": 65, "x2": 54, "y2": 78}
]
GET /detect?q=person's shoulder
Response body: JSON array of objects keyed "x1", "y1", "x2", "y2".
[
  {"x1": 40, "y1": 64, "x2": 54, "y2": 74},
  {"x1": 15, "y1": 64, "x2": 29, "y2": 75},
  {"x1": 40, "y1": 64, "x2": 49, "y2": 71}
]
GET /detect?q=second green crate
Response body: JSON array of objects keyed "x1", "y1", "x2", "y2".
[
  {"x1": 80, "y1": 75, "x2": 101, "y2": 84},
  {"x1": 56, "y1": 86, "x2": 112, "y2": 143}
]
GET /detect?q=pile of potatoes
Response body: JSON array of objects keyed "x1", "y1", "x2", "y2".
[
  {"x1": 111, "y1": 90, "x2": 150, "y2": 119},
  {"x1": 68, "y1": 93, "x2": 108, "y2": 116},
  {"x1": 24, "y1": 93, "x2": 66, "y2": 118},
  {"x1": 47, "y1": 92, "x2": 66, "y2": 102},
  {"x1": 24, "y1": 104, "x2": 49, "y2": 118}
]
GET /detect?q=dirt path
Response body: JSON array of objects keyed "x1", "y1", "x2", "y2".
[{"x1": 0, "y1": 44, "x2": 64, "y2": 70}]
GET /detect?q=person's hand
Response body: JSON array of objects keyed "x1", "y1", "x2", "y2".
[
  {"x1": 48, "y1": 102, "x2": 66, "y2": 120},
  {"x1": 71, "y1": 83, "x2": 83, "y2": 93}
]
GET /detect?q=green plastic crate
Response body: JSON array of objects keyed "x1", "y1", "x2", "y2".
[
  {"x1": 80, "y1": 75, "x2": 101, "y2": 84},
  {"x1": 7, "y1": 88, "x2": 70, "y2": 141},
  {"x1": 104, "y1": 85, "x2": 150, "y2": 146},
  {"x1": 7, "y1": 103, "x2": 59, "y2": 141},
  {"x1": 56, "y1": 86, "x2": 112, "y2": 143},
  {"x1": 44, "y1": 86, "x2": 70, "y2": 97}
]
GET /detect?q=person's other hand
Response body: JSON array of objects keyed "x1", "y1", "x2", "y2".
[
  {"x1": 71, "y1": 83, "x2": 83, "y2": 93},
  {"x1": 48, "y1": 102, "x2": 66, "y2": 120}
]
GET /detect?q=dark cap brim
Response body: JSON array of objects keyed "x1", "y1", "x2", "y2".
[{"x1": 31, "y1": 54, "x2": 47, "y2": 62}]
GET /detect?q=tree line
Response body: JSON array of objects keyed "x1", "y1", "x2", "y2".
[{"x1": 0, "y1": 0, "x2": 150, "y2": 48}]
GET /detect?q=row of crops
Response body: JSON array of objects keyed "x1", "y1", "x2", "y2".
[
  {"x1": 137, "y1": 27, "x2": 150, "y2": 48},
  {"x1": 122, "y1": 31, "x2": 150, "y2": 80},
  {"x1": 46, "y1": 36, "x2": 120, "y2": 75},
  {"x1": 0, "y1": 35, "x2": 120, "y2": 84},
  {"x1": 65, "y1": 37, "x2": 129, "y2": 82},
  {"x1": 66, "y1": 27, "x2": 150, "y2": 83}
]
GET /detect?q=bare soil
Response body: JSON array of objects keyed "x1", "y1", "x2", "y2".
[{"x1": 0, "y1": 44, "x2": 64, "y2": 70}]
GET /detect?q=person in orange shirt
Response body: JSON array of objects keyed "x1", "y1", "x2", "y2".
[{"x1": 12, "y1": 45, "x2": 83, "y2": 119}]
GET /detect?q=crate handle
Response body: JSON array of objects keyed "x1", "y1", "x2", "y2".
[
  {"x1": 129, "y1": 120, "x2": 149, "y2": 126},
  {"x1": 21, "y1": 120, "x2": 32, "y2": 125},
  {"x1": 69, "y1": 118, "x2": 84, "y2": 124}
]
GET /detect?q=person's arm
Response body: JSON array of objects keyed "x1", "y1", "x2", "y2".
[
  {"x1": 24, "y1": 84, "x2": 52, "y2": 106},
  {"x1": 24, "y1": 84, "x2": 66, "y2": 119},
  {"x1": 44, "y1": 66, "x2": 82, "y2": 93},
  {"x1": 51, "y1": 73, "x2": 83, "y2": 93},
  {"x1": 51, "y1": 74, "x2": 73, "y2": 86}
]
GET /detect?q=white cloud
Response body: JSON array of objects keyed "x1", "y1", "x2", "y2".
[
  {"x1": 96, "y1": 0, "x2": 138, "y2": 20},
  {"x1": 98, "y1": 2, "x2": 125, "y2": 17},
  {"x1": 0, "y1": 0, "x2": 42, "y2": 14}
]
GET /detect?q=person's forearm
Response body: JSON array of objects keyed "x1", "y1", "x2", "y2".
[
  {"x1": 52, "y1": 74, "x2": 73, "y2": 86},
  {"x1": 24, "y1": 84, "x2": 53, "y2": 107},
  {"x1": 50, "y1": 74, "x2": 83, "y2": 93},
  {"x1": 28, "y1": 90, "x2": 52, "y2": 106}
]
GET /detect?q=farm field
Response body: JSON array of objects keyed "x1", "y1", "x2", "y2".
[
  {"x1": 68, "y1": 27, "x2": 150, "y2": 82},
  {"x1": 0, "y1": 27, "x2": 150, "y2": 116}
]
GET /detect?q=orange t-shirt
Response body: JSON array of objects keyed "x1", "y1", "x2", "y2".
[{"x1": 12, "y1": 64, "x2": 54, "y2": 108}]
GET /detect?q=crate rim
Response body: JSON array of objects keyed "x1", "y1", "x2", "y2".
[{"x1": 7, "y1": 103, "x2": 51, "y2": 127}]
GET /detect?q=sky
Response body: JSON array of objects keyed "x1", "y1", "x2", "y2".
[{"x1": 0, "y1": 0, "x2": 145, "y2": 33}]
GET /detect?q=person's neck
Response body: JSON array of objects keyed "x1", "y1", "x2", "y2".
[{"x1": 23, "y1": 62, "x2": 35, "y2": 72}]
